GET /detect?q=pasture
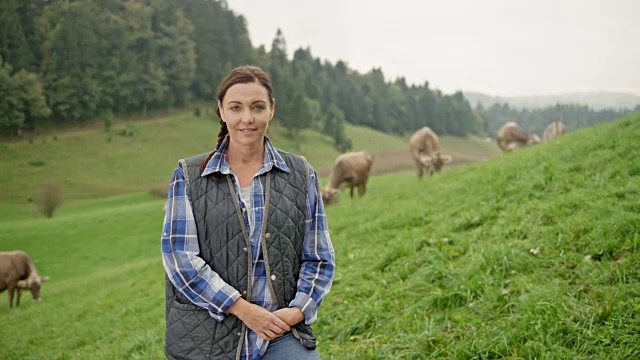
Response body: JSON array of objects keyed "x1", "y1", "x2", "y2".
[{"x1": 0, "y1": 113, "x2": 638, "y2": 358}]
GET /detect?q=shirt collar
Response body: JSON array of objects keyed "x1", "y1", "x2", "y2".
[{"x1": 201, "y1": 136, "x2": 290, "y2": 177}]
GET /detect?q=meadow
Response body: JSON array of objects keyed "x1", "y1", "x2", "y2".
[{"x1": 0, "y1": 112, "x2": 638, "y2": 359}]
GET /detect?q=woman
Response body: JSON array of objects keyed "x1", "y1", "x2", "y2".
[{"x1": 161, "y1": 65, "x2": 335, "y2": 360}]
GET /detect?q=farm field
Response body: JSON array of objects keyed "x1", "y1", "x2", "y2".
[{"x1": 0, "y1": 113, "x2": 638, "y2": 359}]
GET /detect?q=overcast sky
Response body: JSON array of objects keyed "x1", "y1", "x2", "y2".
[{"x1": 227, "y1": 0, "x2": 640, "y2": 97}]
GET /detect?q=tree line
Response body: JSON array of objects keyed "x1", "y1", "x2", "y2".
[
  {"x1": 0, "y1": 0, "x2": 480, "y2": 150},
  {"x1": 1, "y1": 0, "x2": 634, "y2": 149}
]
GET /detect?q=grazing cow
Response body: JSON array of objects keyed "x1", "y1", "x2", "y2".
[
  {"x1": 321, "y1": 151, "x2": 374, "y2": 205},
  {"x1": 409, "y1": 127, "x2": 452, "y2": 180},
  {"x1": 496, "y1": 122, "x2": 540, "y2": 152},
  {"x1": 0, "y1": 251, "x2": 49, "y2": 309},
  {"x1": 543, "y1": 121, "x2": 566, "y2": 142}
]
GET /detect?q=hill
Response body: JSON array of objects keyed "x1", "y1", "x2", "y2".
[
  {"x1": 0, "y1": 111, "x2": 499, "y2": 221},
  {"x1": 316, "y1": 114, "x2": 640, "y2": 358},
  {"x1": 2, "y1": 113, "x2": 637, "y2": 358},
  {"x1": 465, "y1": 90, "x2": 640, "y2": 110}
]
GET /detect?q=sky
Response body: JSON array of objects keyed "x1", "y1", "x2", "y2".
[{"x1": 226, "y1": 0, "x2": 640, "y2": 97}]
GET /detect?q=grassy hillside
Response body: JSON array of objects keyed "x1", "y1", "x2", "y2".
[
  {"x1": 316, "y1": 114, "x2": 640, "y2": 358},
  {"x1": 0, "y1": 113, "x2": 343, "y2": 219},
  {"x1": 0, "y1": 195, "x2": 166, "y2": 358},
  {"x1": 0, "y1": 111, "x2": 498, "y2": 220},
  {"x1": 2, "y1": 113, "x2": 636, "y2": 358}
]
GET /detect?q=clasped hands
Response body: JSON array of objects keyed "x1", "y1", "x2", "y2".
[{"x1": 228, "y1": 298, "x2": 305, "y2": 341}]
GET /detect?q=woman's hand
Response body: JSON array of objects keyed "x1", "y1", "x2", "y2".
[
  {"x1": 228, "y1": 298, "x2": 290, "y2": 341},
  {"x1": 273, "y1": 307, "x2": 304, "y2": 326}
]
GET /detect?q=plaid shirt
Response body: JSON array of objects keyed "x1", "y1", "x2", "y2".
[{"x1": 161, "y1": 137, "x2": 335, "y2": 359}]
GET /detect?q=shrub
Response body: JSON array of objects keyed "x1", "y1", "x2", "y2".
[
  {"x1": 29, "y1": 160, "x2": 47, "y2": 166},
  {"x1": 104, "y1": 110, "x2": 115, "y2": 132},
  {"x1": 120, "y1": 123, "x2": 139, "y2": 137},
  {"x1": 36, "y1": 183, "x2": 62, "y2": 218}
]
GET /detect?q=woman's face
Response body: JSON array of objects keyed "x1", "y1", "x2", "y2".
[{"x1": 218, "y1": 81, "x2": 274, "y2": 149}]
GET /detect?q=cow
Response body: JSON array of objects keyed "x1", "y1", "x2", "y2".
[
  {"x1": 543, "y1": 121, "x2": 566, "y2": 142},
  {"x1": 0, "y1": 251, "x2": 49, "y2": 309},
  {"x1": 321, "y1": 151, "x2": 374, "y2": 205},
  {"x1": 409, "y1": 126, "x2": 452, "y2": 180},
  {"x1": 496, "y1": 122, "x2": 540, "y2": 152}
]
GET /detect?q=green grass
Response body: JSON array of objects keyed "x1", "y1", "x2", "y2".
[
  {"x1": 0, "y1": 195, "x2": 166, "y2": 359},
  {"x1": 1, "y1": 113, "x2": 391, "y2": 212},
  {"x1": 439, "y1": 134, "x2": 499, "y2": 160},
  {"x1": 1, "y1": 113, "x2": 637, "y2": 358},
  {"x1": 0, "y1": 111, "x2": 496, "y2": 220},
  {"x1": 315, "y1": 114, "x2": 640, "y2": 358}
]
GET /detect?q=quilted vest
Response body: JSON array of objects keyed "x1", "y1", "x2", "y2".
[{"x1": 164, "y1": 149, "x2": 316, "y2": 360}]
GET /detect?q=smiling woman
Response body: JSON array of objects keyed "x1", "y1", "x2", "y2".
[
  {"x1": 213, "y1": 67, "x2": 276, "y2": 162},
  {"x1": 217, "y1": 80, "x2": 275, "y2": 187},
  {"x1": 160, "y1": 65, "x2": 335, "y2": 360}
]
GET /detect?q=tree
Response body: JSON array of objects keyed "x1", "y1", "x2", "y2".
[
  {"x1": 39, "y1": 1, "x2": 106, "y2": 123},
  {"x1": 282, "y1": 94, "x2": 313, "y2": 137},
  {"x1": 181, "y1": 0, "x2": 255, "y2": 99},
  {"x1": 323, "y1": 104, "x2": 352, "y2": 152},
  {"x1": 156, "y1": 9, "x2": 196, "y2": 107},
  {"x1": 0, "y1": 0, "x2": 37, "y2": 71},
  {"x1": 0, "y1": 59, "x2": 50, "y2": 135}
]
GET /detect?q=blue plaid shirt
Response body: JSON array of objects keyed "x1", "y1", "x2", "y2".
[{"x1": 161, "y1": 137, "x2": 335, "y2": 359}]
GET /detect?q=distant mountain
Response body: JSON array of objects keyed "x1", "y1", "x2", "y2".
[{"x1": 464, "y1": 91, "x2": 640, "y2": 111}]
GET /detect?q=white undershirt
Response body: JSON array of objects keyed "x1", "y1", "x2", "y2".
[{"x1": 239, "y1": 186, "x2": 251, "y2": 210}]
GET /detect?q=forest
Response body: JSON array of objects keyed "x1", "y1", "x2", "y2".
[{"x1": 1, "y1": 0, "x2": 636, "y2": 149}]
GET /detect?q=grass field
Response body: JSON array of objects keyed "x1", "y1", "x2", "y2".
[
  {"x1": 0, "y1": 113, "x2": 638, "y2": 359},
  {"x1": 0, "y1": 111, "x2": 498, "y2": 220}
]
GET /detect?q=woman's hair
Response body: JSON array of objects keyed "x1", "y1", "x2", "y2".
[{"x1": 200, "y1": 65, "x2": 275, "y2": 172}]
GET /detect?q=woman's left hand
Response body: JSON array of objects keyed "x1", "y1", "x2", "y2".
[{"x1": 273, "y1": 307, "x2": 304, "y2": 326}]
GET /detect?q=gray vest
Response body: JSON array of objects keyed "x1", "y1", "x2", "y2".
[{"x1": 164, "y1": 149, "x2": 316, "y2": 360}]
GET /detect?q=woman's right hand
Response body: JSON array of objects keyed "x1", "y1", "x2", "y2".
[{"x1": 228, "y1": 298, "x2": 290, "y2": 341}]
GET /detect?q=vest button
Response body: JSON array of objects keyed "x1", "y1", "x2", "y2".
[
  {"x1": 242, "y1": 290, "x2": 247, "y2": 296},
  {"x1": 236, "y1": 331, "x2": 242, "y2": 336},
  {"x1": 270, "y1": 274, "x2": 276, "y2": 280},
  {"x1": 242, "y1": 247, "x2": 247, "y2": 252},
  {"x1": 265, "y1": 232, "x2": 271, "y2": 239}
]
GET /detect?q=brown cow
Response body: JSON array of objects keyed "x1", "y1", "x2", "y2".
[
  {"x1": 543, "y1": 121, "x2": 566, "y2": 142},
  {"x1": 321, "y1": 151, "x2": 374, "y2": 205},
  {"x1": 0, "y1": 251, "x2": 49, "y2": 309},
  {"x1": 496, "y1": 122, "x2": 540, "y2": 152},
  {"x1": 409, "y1": 127, "x2": 452, "y2": 180}
]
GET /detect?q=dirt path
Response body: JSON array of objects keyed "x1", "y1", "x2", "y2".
[{"x1": 317, "y1": 149, "x2": 496, "y2": 177}]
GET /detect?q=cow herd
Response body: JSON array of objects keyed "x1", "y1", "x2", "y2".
[
  {"x1": 321, "y1": 125, "x2": 452, "y2": 205},
  {"x1": 497, "y1": 121, "x2": 566, "y2": 152},
  {"x1": 321, "y1": 120, "x2": 566, "y2": 205}
]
